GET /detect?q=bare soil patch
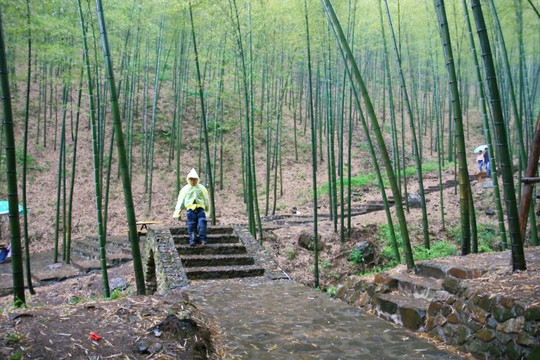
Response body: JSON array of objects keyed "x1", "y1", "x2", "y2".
[{"x1": 0, "y1": 260, "x2": 223, "y2": 359}]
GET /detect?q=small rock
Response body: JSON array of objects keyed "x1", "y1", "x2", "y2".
[
  {"x1": 137, "y1": 342, "x2": 149, "y2": 354},
  {"x1": 524, "y1": 305, "x2": 540, "y2": 321},
  {"x1": 352, "y1": 241, "x2": 375, "y2": 263},
  {"x1": 149, "y1": 342, "x2": 163, "y2": 354},
  {"x1": 110, "y1": 277, "x2": 128, "y2": 291},
  {"x1": 407, "y1": 193, "x2": 422, "y2": 208},
  {"x1": 516, "y1": 332, "x2": 537, "y2": 347},
  {"x1": 45, "y1": 263, "x2": 62, "y2": 270},
  {"x1": 476, "y1": 328, "x2": 495, "y2": 342},
  {"x1": 485, "y1": 208, "x2": 496, "y2": 216},
  {"x1": 298, "y1": 232, "x2": 323, "y2": 251},
  {"x1": 151, "y1": 327, "x2": 162, "y2": 337},
  {"x1": 496, "y1": 316, "x2": 525, "y2": 334}
]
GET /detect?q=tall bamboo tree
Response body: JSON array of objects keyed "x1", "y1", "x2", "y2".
[
  {"x1": 486, "y1": 0, "x2": 527, "y2": 171},
  {"x1": 384, "y1": 0, "x2": 430, "y2": 249},
  {"x1": 95, "y1": 0, "x2": 146, "y2": 294},
  {"x1": 53, "y1": 85, "x2": 68, "y2": 264},
  {"x1": 189, "y1": 0, "x2": 216, "y2": 225},
  {"x1": 321, "y1": 0, "x2": 415, "y2": 270},
  {"x1": 229, "y1": 0, "x2": 257, "y2": 234},
  {"x1": 304, "y1": 0, "x2": 319, "y2": 288},
  {"x1": 22, "y1": 0, "x2": 34, "y2": 294},
  {"x1": 77, "y1": 0, "x2": 110, "y2": 296},
  {"x1": 146, "y1": 17, "x2": 165, "y2": 215},
  {"x1": 433, "y1": 0, "x2": 472, "y2": 255},
  {"x1": 65, "y1": 66, "x2": 84, "y2": 264},
  {"x1": 470, "y1": 0, "x2": 526, "y2": 271},
  {"x1": 0, "y1": 7, "x2": 25, "y2": 307},
  {"x1": 461, "y1": 0, "x2": 507, "y2": 250},
  {"x1": 519, "y1": 117, "x2": 540, "y2": 242}
]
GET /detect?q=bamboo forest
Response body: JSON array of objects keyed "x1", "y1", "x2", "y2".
[{"x1": 0, "y1": 0, "x2": 539, "y2": 359}]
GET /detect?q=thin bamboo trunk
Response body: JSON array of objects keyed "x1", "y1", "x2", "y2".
[
  {"x1": 304, "y1": 0, "x2": 320, "y2": 288},
  {"x1": 321, "y1": 0, "x2": 415, "y2": 270},
  {"x1": 22, "y1": 0, "x2": 34, "y2": 294},
  {"x1": 77, "y1": 0, "x2": 111, "y2": 296},
  {"x1": 384, "y1": 0, "x2": 430, "y2": 249},
  {"x1": 189, "y1": 1, "x2": 216, "y2": 225},
  {"x1": 0, "y1": 8, "x2": 26, "y2": 307},
  {"x1": 434, "y1": 0, "x2": 472, "y2": 256},
  {"x1": 95, "y1": 0, "x2": 146, "y2": 293},
  {"x1": 470, "y1": 0, "x2": 526, "y2": 271},
  {"x1": 461, "y1": 0, "x2": 508, "y2": 250}
]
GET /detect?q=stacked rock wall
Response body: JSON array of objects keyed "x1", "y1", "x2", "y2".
[
  {"x1": 142, "y1": 229, "x2": 188, "y2": 294},
  {"x1": 335, "y1": 273, "x2": 539, "y2": 359},
  {"x1": 426, "y1": 277, "x2": 539, "y2": 359}
]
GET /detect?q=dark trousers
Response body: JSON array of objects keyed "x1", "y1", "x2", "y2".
[{"x1": 186, "y1": 208, "x2": 207, "y2": 244}]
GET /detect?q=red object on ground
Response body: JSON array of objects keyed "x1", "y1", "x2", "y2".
[{"x1": 89, "y1": 332, "x2": 102, "y2": 341}]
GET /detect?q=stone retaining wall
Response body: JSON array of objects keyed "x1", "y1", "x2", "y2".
[
  {"x1": 142, "y1": 229, "x2": 187, "y2": 294},
  {"x1": 426, "y1": 277, "x2": 539, "y2": 359},
  {"x1": 233, "y1": 225, "x2": 290, "y2": 280},
  {"x1": 335, "y1": 274, "x2": 540, "y2": 359}
]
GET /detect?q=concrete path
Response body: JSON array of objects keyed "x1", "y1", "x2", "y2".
[{"x1": 185, "y1": 278, "x2": 465, "y2": 359}]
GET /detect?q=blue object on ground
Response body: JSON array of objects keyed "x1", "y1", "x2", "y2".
[
  {"x1": 0, "y1": 200, "x2": 25, "y2": 216},
  {"x1": 0, "y1": 248, "x2": 7, "y2": 262}
]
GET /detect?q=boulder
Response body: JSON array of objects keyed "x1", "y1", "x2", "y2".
[
  {"x1": 110, "y1": 277, "x2": 129, "y2": 291},
  {"x1": 408, "y1": 193, "x2": 422, "y2": 208},
  {"x1": 352, "y1": 241, "x2": 375, "y2": 263},
  {"x1": 298, "y1": 232, "x2": 323, "y2": 251},
  {"x1": 485, "y1": 208, "x2": 496, "y2": 216}
]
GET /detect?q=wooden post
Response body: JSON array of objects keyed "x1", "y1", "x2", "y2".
[{"x1": 519, "y1": 115, "x2": 540, "y2": 239}]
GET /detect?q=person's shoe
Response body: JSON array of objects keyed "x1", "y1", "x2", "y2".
[
  {"x1": 201, "y1": 241, "x2": 207, "y2": 246},
  {"x1": 189, "y1": 242, "x2": 196, "y2": 247}
]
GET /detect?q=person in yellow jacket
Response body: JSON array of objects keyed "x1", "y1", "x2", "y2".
[{"x1": 173, "y1": 168, "x2": 211, "y2": 246}]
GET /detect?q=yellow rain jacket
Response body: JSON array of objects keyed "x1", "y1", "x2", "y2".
[{"x1": 172, "y1": 168, "x2": 210, "y2": 218}]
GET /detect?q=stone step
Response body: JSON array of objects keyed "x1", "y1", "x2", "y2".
[
  {"x1": 273, "y1": 217, "x2": 316, "y2": 225},
  {"x1": 171, "y1": 225, "x2": 234, "y2": 236},
  {"x1": 176, "y1": 243, "x2": 247, "y2": 256},
  {"x1": 364, "y1": 202, "x2": 386, "y2": 211},
  {"x1": 373, "y1": 292, "x2": 431, "y2": 331},
  {"x1": 180, "y1": 254, "x2": 255, "y2": 267},
  {"x1": 385, "y1": 273, "x2": 443, "y2": 301},
  {"x1": 30, "y1": 263, "x2": 82, "y2": 284},
  {"x1": 184, "y1": 264, "x2": 265, "y2": 280},
  {"x1": 415, "y1": 261, "x2": 487, "y2": 280},
  {"x1": 173, "y1": 233, "x2": 240, "y2": 244},
  {"x1": 85, "y1": 235, "x2": 132, "y2": 247},
  {"x1": 70, "y1": 253, "x2": 132, "y2": 273},
  {"x1": 71, "y1": 239, "x2": 130, "y2": 258}
]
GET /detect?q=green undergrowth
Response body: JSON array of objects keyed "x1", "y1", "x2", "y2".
[
  {"x1": 317, "y1": 160, "x2": 454, "y2": 197},
  {"x1": 354, "y1": 222, "x2": 495, "y2": 277},
  {"x1": 445, "y1": 222, "x2": 500, "y2": 253}
]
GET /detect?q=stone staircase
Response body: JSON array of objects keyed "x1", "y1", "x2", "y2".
[
  {"x1": 21, "y1": 235, "x2": 136, "y2": 286},
  {"x1": 69, "y1": 235, "x2": 134, "y2": 273},
  {"x1": 370, "y1": 270, "x2": 446, "y2": 331},
  {"x1": 338, "y1": 261, "x2": 466, "y2": 332},
  {"x1": 171, "y1": 226, "x2": 265, "y2": 281},
  {"x1": 335, "y1": 252, "x2": 540, "y2": 359}
]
